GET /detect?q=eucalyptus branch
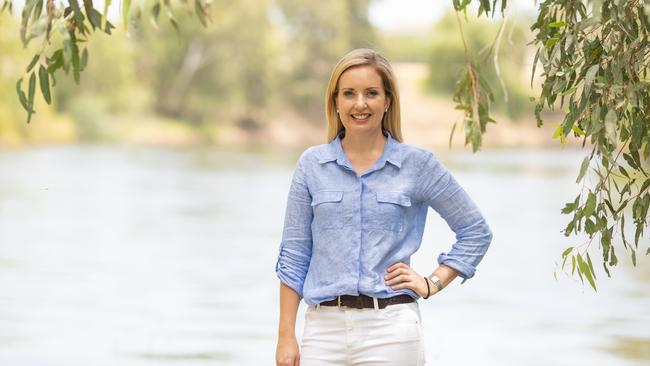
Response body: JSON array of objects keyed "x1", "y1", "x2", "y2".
[{"x1": 493, "y1": 11, "x2": 508, "y2": 103}]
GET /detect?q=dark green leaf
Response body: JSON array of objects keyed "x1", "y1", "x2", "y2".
[
  {"x1": 586, "y1": 252, "x2": 596, "y2": 280},
  {"x1": 38, "y1": 65, "x2": 51, "y2": 104},
  {"x1": 571, "y1": 255, "x2": 576, "y2": 274},
  {"x1": 623, "y1": 153, "x2": 638, "y2": 170},
  {"x1": 72, "y1": 42, "x2": 80, "y2": 84},
  {"x1": 47, "y1": 49, "x2": 64, "y2": 73},
  {"x1": 81, "y1": 48, "x2": 88, "y2": 71},
  {"x1": 26, "y1": 54, "x2": 39, "y2": 72},
  {"x1": 610, "y1": 247, "x2": 618, "y2": 266},
  {"x1": 27, "y1": 71, "x2": 36, "y2": 123},
  {"x1": 603, "y1": 262, "x2": 611, "y2": 277},
  {"x1": 604, "y1": 199, "x2": 616, "y2": 215},
  {"x1": 15, "y1": 77, "x2": 30, "y2": 111},
  {"x1": 562, "y1": 246, "x2": 573, "y2": 268},
  {"x1": 562, "y1": 246, "x2": 573, "y2": 257},
  {"x1": 577, "y1": 254, "x2": 597, "y2": 291},
  {"x1": 619, "y1": 165, "x2": 629, "y2": 178},
  {"x1": 561, "y1": 202, "x2": 576, "y2": 214},
  {"x1": 69, "y1": 0, "x2": 88, "y2": 35},
  {"x1": 641, "y1": 179, "x2": 650, "y2": 194},
  {"x1": 585, "y1": 192, "x2": 596, "y2": 217}
]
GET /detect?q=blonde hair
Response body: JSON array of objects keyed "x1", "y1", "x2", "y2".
[{"x1": 324, "y1": 48, "x2": 403, "y2": 143}]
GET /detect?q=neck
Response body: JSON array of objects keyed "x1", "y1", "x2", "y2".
[{"x1": 340, "y1": 128, "x2": 387, "y2": 156}]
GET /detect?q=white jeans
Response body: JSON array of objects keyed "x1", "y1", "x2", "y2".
[{"x1": 300, "y1": 301, "x2": 426, "y2": 365}]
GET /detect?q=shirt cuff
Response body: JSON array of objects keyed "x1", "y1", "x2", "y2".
[
  {"x1": 437, "y1": 253, "x2": 476, "y2": 284},
  {"x1": 275, "y1": 247, "x2": 308, "y2": 298}
]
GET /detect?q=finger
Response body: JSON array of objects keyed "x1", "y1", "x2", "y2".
[
  {"x1": 391, "y1": 280, "x2": 415, "y2": 290},
  {"x1": 386, "y1": 267, "x2": 413, "y2": 280},
  {"x1": 384, "y1": 268, "x2": 403, "y2": 280},
  {"x1": 385, "y1": 274, "x2": 412, "y2": 286},
  {"x1": 387, "y1": 262, "x2": 407, "y2": 272}
]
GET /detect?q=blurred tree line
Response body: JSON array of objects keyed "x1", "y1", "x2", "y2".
[{"x1": 0, "y1": 0, "x2": 533, "y2": 144}]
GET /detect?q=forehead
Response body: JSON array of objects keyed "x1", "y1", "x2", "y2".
[{"x1": 338, "y1": 65, "x2": 383, "y2": 89}]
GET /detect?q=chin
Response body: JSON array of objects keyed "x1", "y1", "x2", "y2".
[{"x1": 343, "y1": 121, "x2": 382, "y2": 134}]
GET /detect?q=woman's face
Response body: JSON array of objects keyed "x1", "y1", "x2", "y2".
[{"x1": 335, "y1": 65, "x2": 390, "y2": 136}]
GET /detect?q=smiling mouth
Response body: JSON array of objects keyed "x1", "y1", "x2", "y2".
[{"x1": 351, "y1": 113, "x2": 371, "y2": 121}]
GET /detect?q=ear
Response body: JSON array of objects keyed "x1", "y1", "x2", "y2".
[{"x1": 385, "y1": 96, "x2": 391, "y2": 111}]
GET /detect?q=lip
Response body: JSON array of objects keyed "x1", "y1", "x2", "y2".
[{"x1": 350, "y1": 113, "x2": 371, "y2": 122}]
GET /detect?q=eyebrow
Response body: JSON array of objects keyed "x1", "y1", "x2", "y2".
[{"x1": 340, "y1": 87, "x2": 381, "y2": 91}]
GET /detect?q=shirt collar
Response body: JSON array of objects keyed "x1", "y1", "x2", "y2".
[{"x1": 318, "y1": 130, "x2": 403, "y2": 169}]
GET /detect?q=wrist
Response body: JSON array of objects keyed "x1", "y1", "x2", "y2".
[
  {"x1": 278, "y1": 328, "x2": 296, "y2": 339},
  {"x1": 426, "y1": 274, "x2": 443, "y2": 294}
]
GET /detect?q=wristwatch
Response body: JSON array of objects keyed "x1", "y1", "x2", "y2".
[{"x1": 427, "y1": 274, "x2": 443, "y2": 293}]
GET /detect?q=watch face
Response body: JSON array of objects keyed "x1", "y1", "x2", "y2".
[{"x1": 428, "y1": 275, "x2": 442, "y2": 290}]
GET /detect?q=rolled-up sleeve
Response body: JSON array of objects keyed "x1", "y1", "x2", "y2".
[
  {"x1": 419, "y1": 152, "x2": 493, "y2": 284},
  {"x1": 275, "y1": 152, "x2": 313, "y2": 298}
]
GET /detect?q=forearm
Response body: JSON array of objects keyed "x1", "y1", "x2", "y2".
[{"x1": 278, "y1": 281, "x2": 301, "y2": 338}]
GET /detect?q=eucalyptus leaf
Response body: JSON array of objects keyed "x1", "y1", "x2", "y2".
[
  {"x1": 576, "y1": 156, "x2": 590, "y2": 183},
  {"x1": 38, "y1": 65, "x2": 51, "y2": 104},
  {"x1": 15, "y1": 78, "x2": 30, "y2": 111},
  {"x1": 26, "y1": 54, "x2": 39, "y2": 73},
  {"x1": 584, "y1": 65, "x2": 598, "y2": 95},
  {"x1": 27, "y1": 71, "x2": 36, "y2": 123}
]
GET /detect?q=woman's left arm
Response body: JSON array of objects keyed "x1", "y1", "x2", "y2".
[
  {"x1": 385, "y1": 152, "x2": 492, "y2": 296},
  {"x1": 420, "y1": 152, "x2": 493, "y2": 285}
]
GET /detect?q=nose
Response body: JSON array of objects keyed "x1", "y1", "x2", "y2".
[{"x1": 354, "y1": 93, "x2": 367, "y2": 109}]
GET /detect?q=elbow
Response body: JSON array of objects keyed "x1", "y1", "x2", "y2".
[{"x1": 484, "y1": 222, "x2": 493, "y2": 247}]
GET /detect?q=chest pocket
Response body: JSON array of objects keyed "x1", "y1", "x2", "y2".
[
  {"x1": 370, "y1": 191, "x2": 412, "y2": 232},
  {"x1": 311, "y1": 190, "x2": 344, "y2": 229}
]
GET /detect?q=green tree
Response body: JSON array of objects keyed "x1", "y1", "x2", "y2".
[
  {"x1": 3, "y1": 0, "x2": 210, "y2": 123},
  {"x1": 453, "y1": 0, "x2": 649, "y2": 290}
]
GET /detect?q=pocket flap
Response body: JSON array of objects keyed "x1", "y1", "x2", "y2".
[
  {"x1": 311, "y1": 190, "x2": 344, "y2": 206},
  {"x1": 376, "y1": 191, "x2": 411, "y2": 207}
]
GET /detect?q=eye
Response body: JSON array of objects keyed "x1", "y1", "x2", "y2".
[
  {"x1": 343, "y1": 90, "x2": 355, "y2": 97},
  {"x1": 366, "y1": 90, "x2": 379, "y2": 97}
]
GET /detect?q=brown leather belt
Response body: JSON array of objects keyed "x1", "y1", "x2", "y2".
[{"x1": 319, "y1": 294, "x2": 414, "y2": 309}]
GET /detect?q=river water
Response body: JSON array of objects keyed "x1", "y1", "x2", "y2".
[{"x1": 0, "y1": 145, "x2": 648, "y2": 365}]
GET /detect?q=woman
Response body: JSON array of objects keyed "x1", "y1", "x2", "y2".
[{"x1": 275, "y1": 48, "x2": 492, "y2": 366}]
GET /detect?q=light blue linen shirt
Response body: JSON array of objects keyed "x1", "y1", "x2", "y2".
[{"x1": 275, "y1": 130, "x2": 493, "y2": 305}]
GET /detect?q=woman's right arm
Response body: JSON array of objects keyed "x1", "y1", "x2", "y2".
[
  {"x1": 276, "y1": 282, "x2": 301, "y2": 366},
  {"x1": 275, "y1": 152, "x2": 314, "y2": 366}
]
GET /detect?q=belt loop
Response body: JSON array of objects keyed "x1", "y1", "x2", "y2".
[
  {"x1": 337, "y1": 295, "x2": 342, "y2": 310},
  {"x1": 316, "y1": 303, "x2": 321, "y2": 312},
  {"x1": 372, "y1": 297, "x2": 379, "y2": 311}
]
